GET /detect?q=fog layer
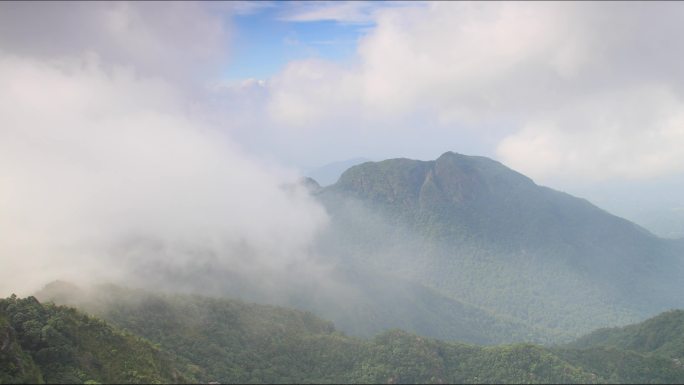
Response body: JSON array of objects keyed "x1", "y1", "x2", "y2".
[{"x1": 0, "y1": 3, "x2": 329, "y2": 295}]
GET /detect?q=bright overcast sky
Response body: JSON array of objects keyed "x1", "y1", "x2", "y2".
[{"x1": 2, "y1": 1, "x2": 684, "y2": 235}]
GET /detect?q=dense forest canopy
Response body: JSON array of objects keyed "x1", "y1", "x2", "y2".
[{"x1": 2, "y1": 284, "x2": 682, "y2": 384}]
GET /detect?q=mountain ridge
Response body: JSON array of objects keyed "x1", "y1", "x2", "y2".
[{"x1": 312, "y1": 151, "x2": 684, "y2": 339}]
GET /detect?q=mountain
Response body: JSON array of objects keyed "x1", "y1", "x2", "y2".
[
  {"x1": 130, "y1": 151, "x2": 681, "y2": 345},
  {"x1": 30, "y1": 284, "x2": 684, "y2": 384},
  {"x1": 567, "y1": 309, "x2": 684, "y2": 359},
  {"x1": 554, "y1": 309, "x2": 684, "y2": 383},
  {"x1": 312, "y1": 151, "x2": 684, "y2": 340},
  {"x1": 33, "y1": 282, "x2": 532, "y2": 381},
  {"x1": 85, "y1": 151, "x2": 681, "y2": 346},
  {"x1": 565, "y1": 174, "x2": 684, "y2": 239},
  {"x1": 7, "y1": 150, "x2": 684, "y2": 383},
  {"x1": 306, "y1": 157, "x2": 371, "y2": 186},
  {"x1": 34, "y1": 281, "x2": 349, "y2": 384},
  {"x1": 306, "y1": 267, "x2": 543, "y2": 344},
  {"x1": 628, "y1": 208, "x2": 684, "y2": 239},
  {"x1": 0, "y1": 294, "x2": 190, "y2": 384}
]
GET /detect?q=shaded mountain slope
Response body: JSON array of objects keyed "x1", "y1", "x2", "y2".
[
  {"x1": 285, "y1": 267, "x2": 545, "y2": 344},
  {"x1": 105, "y1": 238, "x2": 543, "y2": 345}
]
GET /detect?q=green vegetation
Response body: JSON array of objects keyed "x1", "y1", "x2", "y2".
[
  {"x1": 5, "y1": 152, "x2": 684, "y2": 383},
  {"x1": 567, "y1": 309, "x2": 684, "y2": 359},
  {"x1": 284, "y1": 266, "x2": 545, "y2": 345},
  {"x1": 0, "y1": 312, "x2": 42, "y2": 384},
  {"x1": 554, "y1": 348, "x2": 684, "y2": 384},
  {"x1": 29, "y1": 283, "x2": 684, "y2": 384},
  {"x1": 314, "y1": 151, "x2": 684, "y2": 341},
  {"x1": 0, "y1": 294, "x2": 189, "y2": 384}
]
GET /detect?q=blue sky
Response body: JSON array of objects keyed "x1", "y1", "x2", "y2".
[{"x1": 222, "y1": 3, "x2": 373, "y2": 82}]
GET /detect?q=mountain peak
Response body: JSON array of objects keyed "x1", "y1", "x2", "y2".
[
  {"x1": 299, "y1": 177, "x2": 322, "y2": 194},
  {"x1": 315, "y1": 152, "x2": 684, "y2": 341},
  {"x1": 331, "y1": 152, "x2": 535, "y2": 208},
  {"x1": 436, "y1": 150, "x2": 466, "y2": 160}
]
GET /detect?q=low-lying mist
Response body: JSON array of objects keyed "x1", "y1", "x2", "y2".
[{"x1": 0, "y1": 52, "x2": 330, "y2": 297}]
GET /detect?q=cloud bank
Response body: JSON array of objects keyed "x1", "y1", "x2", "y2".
[
  {"x1": 0, "y1": 2, "x2": 328, "y2": 296},
  {"x1": 3, "y1": 1, "x2": 684, "y2": 294},
  {"x1": 262, "y1": 2, "x2": 684, "y2": 181},
  {"x1": 0, "y1": 1, "x2": 233, "y2": 84}
]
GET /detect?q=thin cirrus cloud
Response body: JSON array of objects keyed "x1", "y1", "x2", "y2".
[{"x1": 262, "y1": 1, "x2": 684, "y2": 182}]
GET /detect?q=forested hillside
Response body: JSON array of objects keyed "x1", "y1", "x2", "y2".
[
  {"x1": 55, "y1": 152, "x2": 684, "y2": 347},
  {"x1": 6, "y1": 1, "x2": 684, "y2": 383},
  {"x1": 279, "y1": 266, "x2": 545, "y2": 344},
  {"x1": 5, "y1": 154, "x2": 684, "y2": 384},
  {"x1": 23, "y1": 283, "x2": 684, "y2": 384},
  {"x1": 0, "y1": 312, "x2": 42, "y2": 384},
  {"x1": 0, "y1": 295, "x2": 189, "y2": 384},
  {"x1": 312, "y1": 152, "x2": 684, "y2": 340},
  {"x1": 567, "y1": 309, "x2": 684, "y2": 359}
]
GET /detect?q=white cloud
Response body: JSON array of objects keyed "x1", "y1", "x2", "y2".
[
  {"x1": 0, "y1": 1, "x2": 230, "y2": 83},
  {"x1": 497, "y1": 85, "x2": 684, "y2": 181},
  {"x1": 264, "y1": 1, "x2": 684, "y2": 181},
  {"x1": 0, "y1": 3, "x2": 330, "y2": 296},
  {"x1": 268, "y1": 59, "x2": 362, "y2": 128}
]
